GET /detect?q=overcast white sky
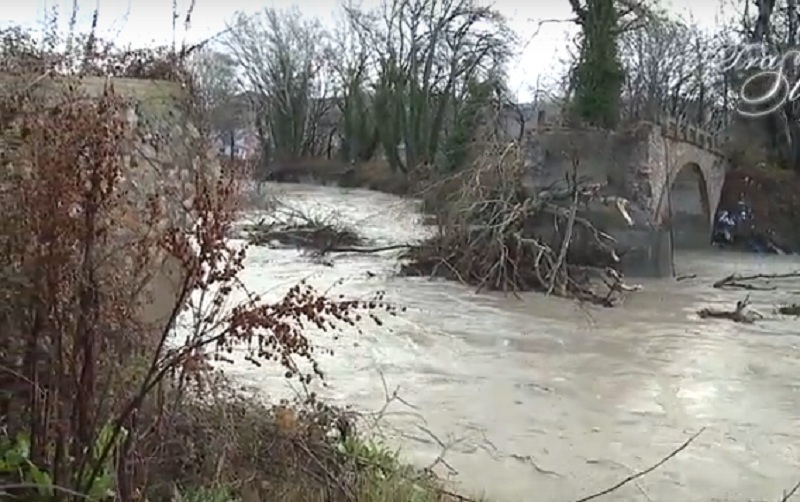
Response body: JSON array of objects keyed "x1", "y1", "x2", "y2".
[{"x1": 4, "y1": 0, "x2": 726, "y2": 101}]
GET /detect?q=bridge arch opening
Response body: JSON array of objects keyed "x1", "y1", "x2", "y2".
[{"x1": 665, "y1": 162, "x2": 711, "y2": 249}]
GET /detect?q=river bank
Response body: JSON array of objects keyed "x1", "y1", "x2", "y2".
[
  {"x1": 268, "y1": 157, "x2": 800, "y2": 260},
  {"x1": 717, "y1": 167, "x2": 800, "y2": 253},
  {"x1": 227, "y1": 182, "x2": 800, "y2": 502},
  {"x1": 263, "y1": 157, "x2": 414, "y2": 195}
]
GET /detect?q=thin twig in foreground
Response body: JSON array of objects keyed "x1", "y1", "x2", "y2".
[
  {"x1": 571, "y1": 427, "x2": 705, "y2": 502},
  {"x1": 0, "y1": 483, "x2": 90, "y2": 498},
  {"x1": 781, "y1": 478, "x2": 800, "y2": 502}
]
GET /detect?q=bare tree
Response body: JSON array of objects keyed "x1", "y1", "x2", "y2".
[
  {"x1": 189, "y1": 48, "x2": 244, "y2": 158},
  {"x1": 343, "y1": 0, "x2": 516, "y2": 173},
  {"x1": 224, "y1": 7, "x2": 333, "y2": 173},
  {"x1": 734, "y1": 0, "x2": 800, "y2": 171},
  {"x1": 325, "y1": 13, "x2": 379, "y2": 163},
  {"x1": 190, "y1": 48, "x2": 239, "y2": 113},
  {"x1": 619, "y1": 14, "x2": 734, "y2": 131}
]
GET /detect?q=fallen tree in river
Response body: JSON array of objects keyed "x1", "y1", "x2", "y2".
[
  {"x1": 401, "y1": 141, "x2": 640, "y2": 306},
  {"x1": 245, "y1": 203, "x2": 364, "y2": 251}
]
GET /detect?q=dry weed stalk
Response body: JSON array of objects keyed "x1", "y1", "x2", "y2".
[{"x1": 0, "y1": 65, "x2": 387, "y2": 500}]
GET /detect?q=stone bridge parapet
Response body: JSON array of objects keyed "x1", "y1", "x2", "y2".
[{"x1": 656, "y1": 115, "x2": 722, "y2": 155}]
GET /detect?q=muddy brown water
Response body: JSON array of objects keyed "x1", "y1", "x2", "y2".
[{"x1": 218, "y1": 183, "x2": 800, "y2": 502}]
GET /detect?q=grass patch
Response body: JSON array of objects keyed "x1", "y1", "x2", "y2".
[{"x1": 134, "y1": 387, "x2": 473, "y2": 502}]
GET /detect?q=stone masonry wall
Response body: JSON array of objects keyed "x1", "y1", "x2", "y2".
[
  {"x1": 646, "y1": 123, "x2": 728, "y2": 227},
  {"x1": 521, "y1": 121, "x2": 730, "y2": 275},
  {"x1": 1, "y1": 75, "x2": 211, "y2": 333},
  {"x1": 521, "y1": 123, "x2": 658, "y2": 225},
  {"x1": 523, "y1": 121, "x2": 728, "y2": 229}
]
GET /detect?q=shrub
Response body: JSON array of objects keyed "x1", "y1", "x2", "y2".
[
  {"x1": 0, "y1": 20, "x2": 476, "y2": 502},
  {"x1": 0, "y1": 70, "x2": 387, "y2": 500}
]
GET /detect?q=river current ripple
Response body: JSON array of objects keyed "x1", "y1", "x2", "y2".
[{"x1": 220, "y1": 183, "x2": 800, "y2": 502}]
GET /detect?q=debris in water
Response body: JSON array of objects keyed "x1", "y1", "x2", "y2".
[
  {"x1": 776, "y1": 304, "x2": 800, "y2": 316},
  {"x1": 697, "y1": 295, "x2": 764, "y2": 323}
]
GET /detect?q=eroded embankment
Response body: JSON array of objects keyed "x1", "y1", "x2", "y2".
[{"x1": 718, "y1": 167, "x2": 800, "y2": 252}]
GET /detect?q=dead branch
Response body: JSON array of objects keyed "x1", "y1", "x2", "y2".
[
  {"x1": 781, "y1": 478, "x2": 800, "y2": 502},
  {"x1": 435, "y1": 487, "x2": 477, "y2": 501},
  {"x1": 713, "y1": 272, "x2": 800, "y2": 291},
  {"x1": 697, "y1": 295, "x2": 764, "y2": 323},
  {"x1": 547, "y1": 151, "x2": 580, "y2": 295},
  {"x1": 320, "y1": 243, "x2": 411, "y2": 254},
  {"x1": 245, "y1": 204, "x2": 364, "y2": 251},
  {"x1": 776, "y1": 304, "x2": 800, "y2": 316},
  {"x1": 350, "y1": 370, "x2": 485, "y2": 502},
  {"x1": 599, "y1": 267, "x2": 642, "y2": 306},
  {"x1": 571, "y1": 428, "x2": 705, "y2": 502},
  {"x1": 402, "y1": 140, "x2": 633, "y2": 306}
]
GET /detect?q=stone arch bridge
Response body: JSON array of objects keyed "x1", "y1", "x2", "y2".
[
  {"x1": 640, "y1": 119, "x2": 729, "y2": 246},
  {"x1": 522, "y1": 120, "x2": 731, "y2": 276}
]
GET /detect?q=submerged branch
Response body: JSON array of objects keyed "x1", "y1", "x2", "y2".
[
  {"x1": 713, "y1": 272, "x2": 800, "y2": 291},
  {"x1": 245, "y1": 204, "x2": 365, "y2": 251},
  {"x1": 571, "y1": 428, "x2": 706, "y2": 502},
  {"x1": 697, "y1": 295, "x2": 764, "y2": 323}
]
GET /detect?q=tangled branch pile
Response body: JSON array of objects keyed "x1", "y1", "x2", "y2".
[
  {"x1": 245, "y1": 203, "x2": 364, "y2": 251},
  {"x1": 402, "y1": 140, "x2": 635, "y2": 306}
]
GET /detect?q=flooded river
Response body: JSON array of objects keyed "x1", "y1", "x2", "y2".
[{"x1": 223, "y1": 183, "x2": 800, "y2": 502}]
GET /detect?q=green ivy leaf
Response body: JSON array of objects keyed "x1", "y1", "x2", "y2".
[
  {"x1": 26, "y1": 461, "x2": 54, "y2": 497},
  {"x1": 87, "y1": 470, "x2": 114, "y2": 500},
  {"x1": 4, "y1": 449, "x2": 25, "y2": 468},
  {"x1": 14, "y1": 432, "x2": 30, "y2": 460}
]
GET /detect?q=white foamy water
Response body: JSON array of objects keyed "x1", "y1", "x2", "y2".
[{"x1": 197, "y1": 183, "x2": 800, "y2": 501}]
